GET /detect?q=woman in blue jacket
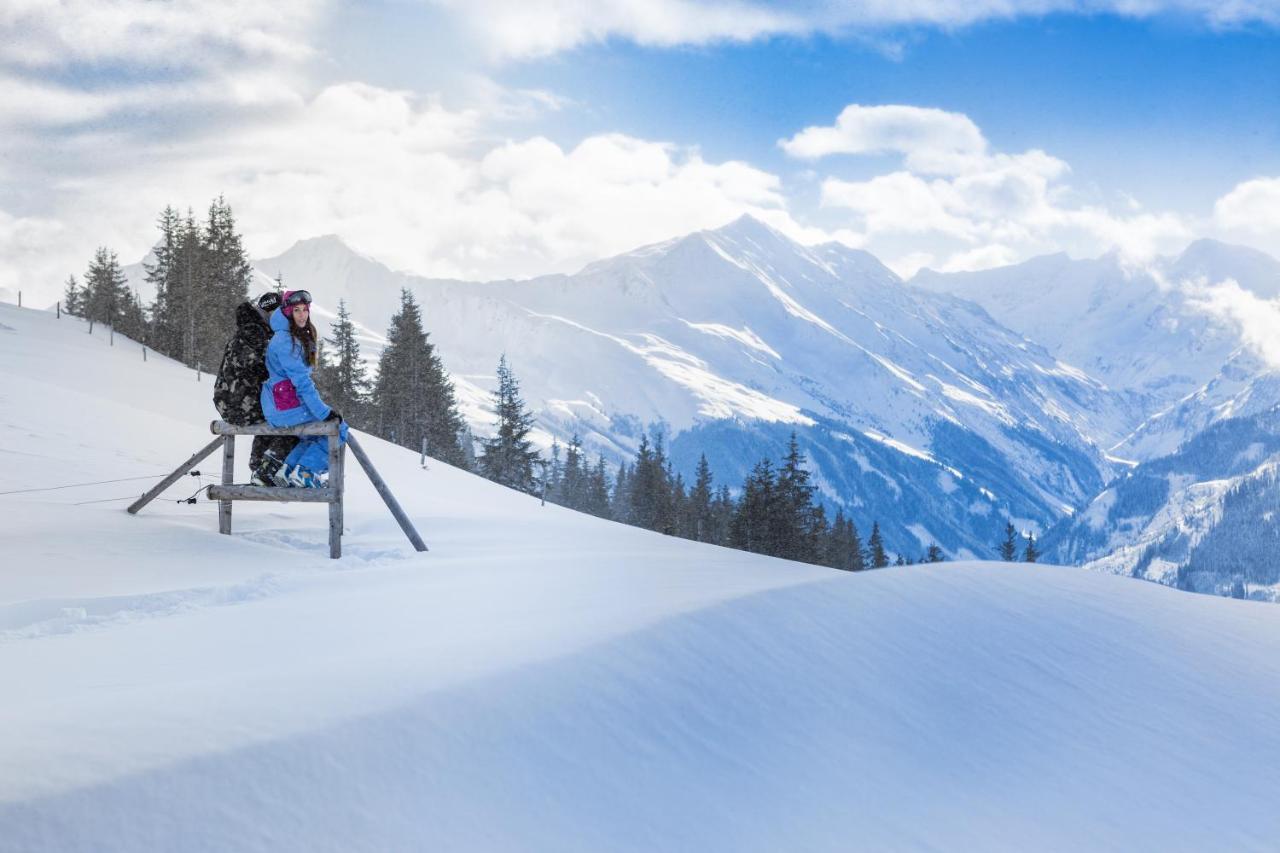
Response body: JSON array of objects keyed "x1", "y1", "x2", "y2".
[{"x1": 260, "y1": 289, "x2": 347, "y2": 487}]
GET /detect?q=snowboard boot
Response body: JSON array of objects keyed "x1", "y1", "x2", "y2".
[
  {"x1": 285, "y1": 464, "x2": 322, "y2": 489},
  {"x1": 251, "y1": 451, "x2": 288, "y2": 487}
]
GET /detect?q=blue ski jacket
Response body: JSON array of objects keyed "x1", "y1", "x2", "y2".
[{"x1": 260, "y1": 308, "x2": 332, "y2": 427}]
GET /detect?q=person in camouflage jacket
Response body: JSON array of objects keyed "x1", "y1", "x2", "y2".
[{"x1": 213, "y1": 292, "x2": 297, "y2": 478}]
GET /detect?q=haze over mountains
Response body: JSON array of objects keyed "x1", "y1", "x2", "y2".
[{"x1": 121, "y1": 215, "x2": 1279, "y2": 595}]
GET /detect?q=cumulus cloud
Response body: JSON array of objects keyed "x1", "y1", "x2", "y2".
[
  {"x1": 425, "y1": 0, "x2": 1280, "y2": 60},
  {"x1": 790, "y1": 102, "x2": 1193, "y2": 275},
  {"x1": 781, "y1": 104, "x2": 988, "y2": 175},
  {"x1": 1214, "y1": 176, "x2": 1280, "y2": 235},
  {"x1": 8, "y1": 77, "x2": 803, "y2": 305}
]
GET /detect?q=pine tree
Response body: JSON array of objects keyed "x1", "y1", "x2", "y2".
[
  {"x1": 62, "y1": 275, "x2": 82, "y2": 316},
  {"x1": 612, "y1": 462, "x2": 633, "y2": 524},
  {"x1": 628, "y1": 434, "x2": 663, "y2": 531},
  {"x1": 731, "y1": 460, "x2": 776, "y2": 554},
  {"x1": 1023, "y1": 532, "x2": 1040, "y2": 563},
  {"x1": 145, "y1": 206, "x2": 183, "y2": 357},
  {"x1": 196, "y1": 196, "x2": 253, "y2": 370},
  {"x1": 999, "y1": 521, "x2": 1019, "y2": 562},
  {"x1": 545, "y1": 439, "x2": 564, "y2": 503},
  {"x1": 848, "y1": 517, "x2": 866, "y2": 571},
  {"x1": 775, "y1": 432, "x2": 822, "y2": 563},
  {"x1": 81, "y1": 247, "x2": 131, "y2": 330},
  {"x1": 558, "y1": 435, "x2": 583, "y2": 507},
  {"x1": 710, "y1": 484, "x2": 734, "y2": 547},
  {"x1": 584, "y1": 455, "x2": 613, "y2": 519},
  {"x1": 687, "y1": 454, "x2": 714, "y2": 542},
  {"x1": 476, "y1": 354, "x2": 539, "y2": 492},
  {"x1": 926, "y1": 544, "x2": 945, "y2": 563},
  {"x1": 868, "y1": 521, "x2": 889, "y2": 569},
  {"x1": 316, "y1": 299, "x2": 371, "y2": 426},
  {"x1": 371, "y1": 289, "x2": 468, "y2": 466}
]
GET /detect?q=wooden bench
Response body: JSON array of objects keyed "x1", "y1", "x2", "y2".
[{"x1": 127, "y1": 421, "x2": 427, "y2": 558}]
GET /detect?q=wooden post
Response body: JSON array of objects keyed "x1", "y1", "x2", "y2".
[
  {"x1": 346, "y1": 433, "x2": 428, "y2": 552},
  {"x1": 127, "y1": 436, "x2": 224, "y2": 515},
  {"x1": 110, "y1": 325, "x2": 114, "y2": 346},
  {"x1": 56, "y1": 301, "x2": 61, "y2": 319},
  {"x1": 219, "y1": 436, "x2": 235, "y2": 535},
  {"x1": 327, "y1": 431, "x2": 341, "y2": 558},
  {"x1": 143, "y1": 347, "x2": 147, "y2": 362},
  {"x1": 335, "y1": 443, "x2": 345, "y2": 536}
]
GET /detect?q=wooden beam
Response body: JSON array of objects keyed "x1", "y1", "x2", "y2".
[
  {"x1": 127, "y1": 436, "x2": 224, "y2": 515},
  {"x1": 210, "y1": 419, "x2": 338, "y2": 437},
  {"x1": 346, "y1": 433, "x2": 428, "y2": 552},
  {"x1": 207, "y1": 485, "x2": 335, "y2": 503}
]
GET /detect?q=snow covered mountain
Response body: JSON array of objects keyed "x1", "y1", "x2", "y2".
[
  {"x1": 1043, "y1": 404, "x2": 1280, "y2": 601},
  {"x1": 5, "y1": 301, "x2": 1280, "y2": 851},
  {"x1": 911, "y1": 240, "x2": 1280, "y2": 459},
  {"x1": 255, "y1": 216, "x2": 1135, "y2": 558}
]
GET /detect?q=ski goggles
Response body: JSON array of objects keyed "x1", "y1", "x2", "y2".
[{"x1": 283, "y1": 290, "x2": 312, "y2": 308}]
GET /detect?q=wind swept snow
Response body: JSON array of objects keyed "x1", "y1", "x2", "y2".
[{"x1": 3, "y1": 302, "x2": 1280, "y2": 851}]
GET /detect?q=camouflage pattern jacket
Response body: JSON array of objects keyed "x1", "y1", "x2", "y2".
[{"x1": 213, "y1": 301, "x2": 272, "y2": 425}]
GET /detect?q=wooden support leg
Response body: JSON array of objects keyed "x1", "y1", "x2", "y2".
[
  {"x1": 327, "y1": 433, "x2": 341, "y2": 559},
  {"x1": 219, "y1": 435, "x2": 234, "y2": 535},
  {"x1": 346, "y1": 433, "x2": 428, "y2": 552},
  {"x1": 127, "y1": 436, "x2": 225, "y2": 515}
]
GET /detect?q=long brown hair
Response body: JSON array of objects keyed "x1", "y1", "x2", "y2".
[{"x1": 288, "y1": 316, "x2": 318, "y2": 367}]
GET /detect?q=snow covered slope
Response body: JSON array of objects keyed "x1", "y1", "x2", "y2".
[
  {"x1": 911, "y1": 240, "x2": 1280, "y2": 459},
  {"x1": 1043, "y1": 404, "x2": 1280, "y2": 601},
  {"x1": 256, "y1": 216, "x2": 1133, "y2": 556},
  {"x1": 5, "y1": 304, "x2": 1280, "y2": 851}
]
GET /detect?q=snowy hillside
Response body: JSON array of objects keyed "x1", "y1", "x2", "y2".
[
  {"x1": 911, "y1": 240, "x2": 1280, "y2": 459},
  {"x1": 4, "y1": 301, "x2": 1280, "y2": 850},
  {"x1": 255, "y1": 216, "x2": 1139, "y2": 557},
  {"x1": 1044, "y1": 404, "x2": 1280, "y2": 601}
]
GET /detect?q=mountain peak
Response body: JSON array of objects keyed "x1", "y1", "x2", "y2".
[{"x1": 709, "y1": 212, "x2": 791, "y2": 244}]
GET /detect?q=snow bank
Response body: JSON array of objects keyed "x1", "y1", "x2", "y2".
[{"x1": 3, "y1": 303, "x2": 1280, "y2": 851}]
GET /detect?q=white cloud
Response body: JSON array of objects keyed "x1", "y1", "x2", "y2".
[
  {"x1": 423, "y1": 0, "x2": 1280, "y2": 60},
  {"x1": 781, "y1": 104, "x2": 988, "y2": 175},
  {"x1": 7, "y1": 79, "x2": 802, "y2": 305},
  {"x1": 0, "y1": 0, "x2": 322, "y2": 69},
  {"x1": 799, "y1": 103, "x2": 1194, "y2": 272},
  {"x1": 1214, "y1": 176, "x2": 1280, "y2": 235},
  {"x1": 1183, "y1": 277, "x2": 1280, "y2": 370}
]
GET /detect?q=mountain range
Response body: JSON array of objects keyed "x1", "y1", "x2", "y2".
[{"x1": 122, "y1": 216, "x2": 1279, "y2": 594}]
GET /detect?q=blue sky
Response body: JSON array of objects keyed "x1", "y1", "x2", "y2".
[
  {"x1": 3, "y1": 1, "x2": 1280, "y2": 303},
  {"x1": 503, "y1": 15, "x2": 1280, "y2": 210}
]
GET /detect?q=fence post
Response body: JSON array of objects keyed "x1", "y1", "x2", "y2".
[
  {"x1": 56, "y1": 301, "x2": 61, "y2": 318},
  {"x1": 110, "y1": 325, "x2": 114, "y2": 346},
  {"x1": 219, "y1": 436, "x2": 234, "y2": 534},
  {"x1": 143, "y1": 347, "x2": 147, "y2": 362},
  {"x1": 328, "y1": 432, "x2": 342, "y2": 558}
]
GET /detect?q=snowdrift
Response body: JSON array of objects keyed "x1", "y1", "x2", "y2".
[{"x1": 3, "y1": 302, "x2": 1280, "y2": 852}]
